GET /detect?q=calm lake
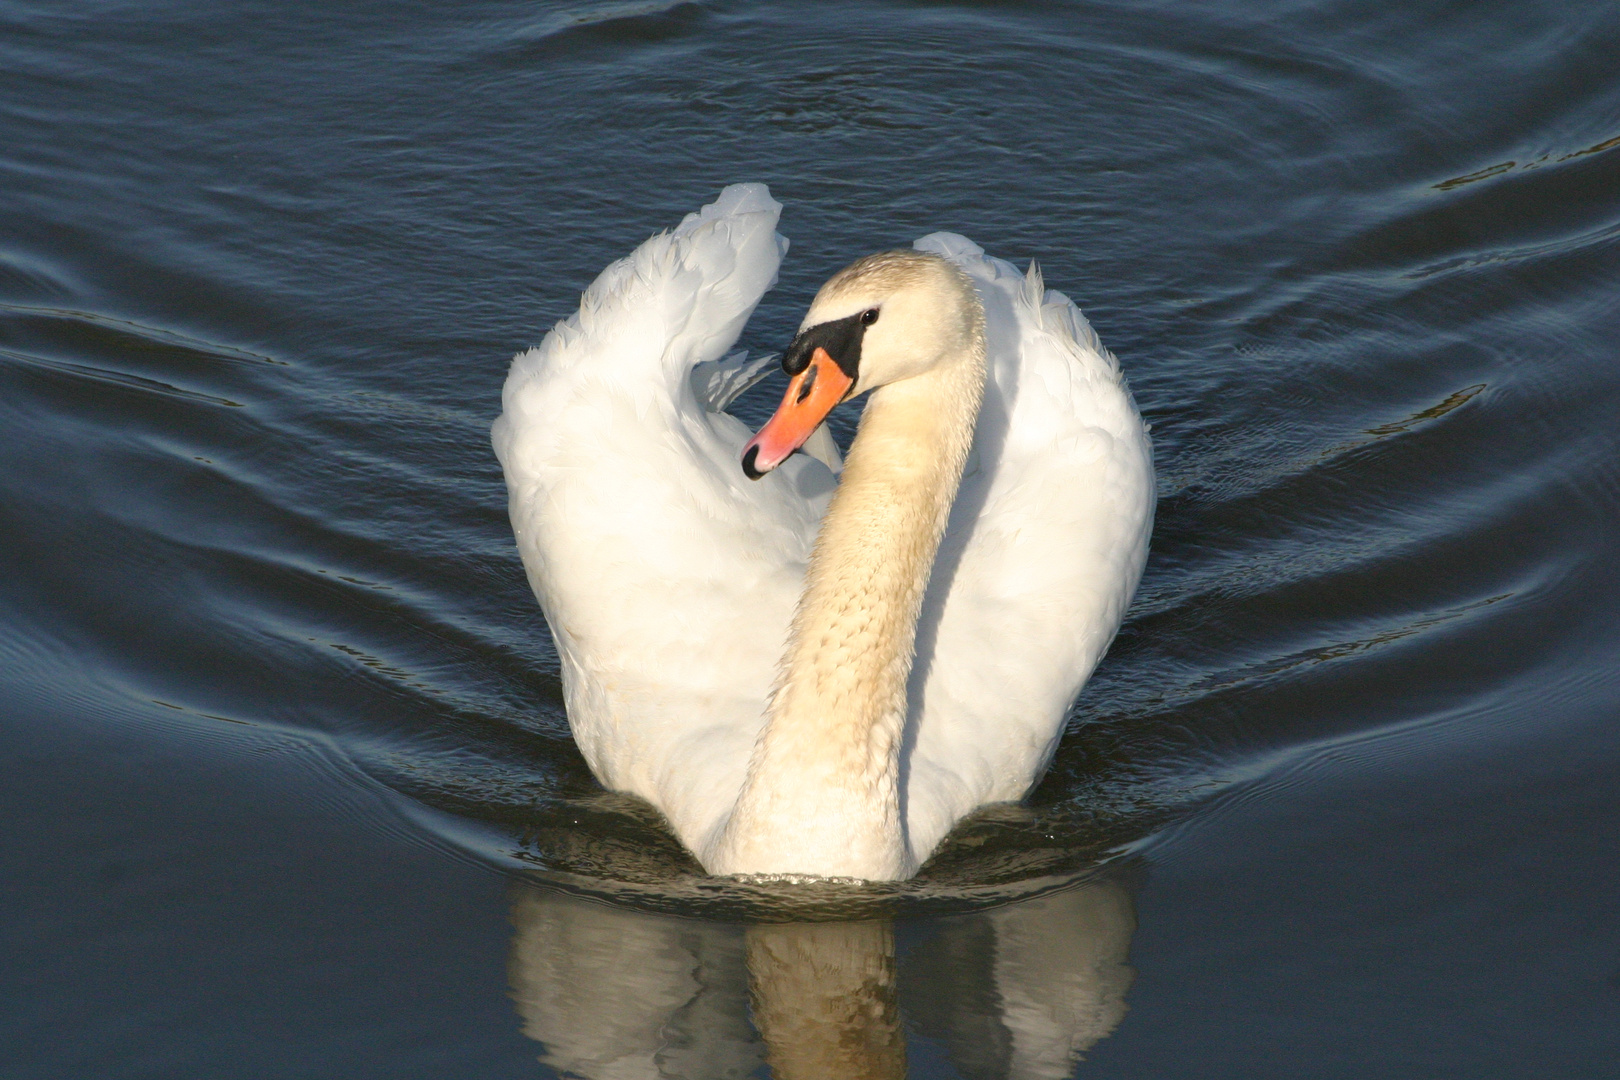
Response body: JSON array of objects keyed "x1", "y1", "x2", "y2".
[{"x1": 3, "y1": 1, "x2": 1618, "y2": 1076}]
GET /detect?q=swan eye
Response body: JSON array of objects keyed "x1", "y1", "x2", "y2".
[{"x1": 860, "y1": 308, "x2": 879, "y2": 326}]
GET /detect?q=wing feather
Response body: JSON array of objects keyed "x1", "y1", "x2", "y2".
[
  {"x1": 904, "y1": 234, "x2": 1155, "y2": 860},
  {"x1": 493, "y1": 185, "x2": 835, "y2": 852}
]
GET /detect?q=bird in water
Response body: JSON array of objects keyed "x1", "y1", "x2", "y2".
[{"x1": 493, "y1": 184, "x2": 1153, "y2": 880}]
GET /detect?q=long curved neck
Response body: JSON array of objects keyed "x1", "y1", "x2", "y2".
[{"x1": 710, "y1": 337, "x2": 986, "y2": 879}]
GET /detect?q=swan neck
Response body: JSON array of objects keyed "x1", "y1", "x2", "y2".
[{"x1": 711, "y1": 330, "x2": 986, "y2": 879}]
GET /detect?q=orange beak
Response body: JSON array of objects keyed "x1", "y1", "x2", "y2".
[{"x1": 742, "y1": 346, "x2": 854, "y2": 479}]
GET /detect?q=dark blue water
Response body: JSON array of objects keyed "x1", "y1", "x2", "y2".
[{"x1": 4, "y1": 1, "x2": 1618, "y2": 1076}]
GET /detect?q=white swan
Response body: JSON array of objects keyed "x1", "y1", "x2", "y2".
[{"x1": 493, "y1": 184, "x2": 1153, "y2": 880}]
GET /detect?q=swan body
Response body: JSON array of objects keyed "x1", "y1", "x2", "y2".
[{"x1": 493, "y1": 184, "x2": 1153, "y2": 880}]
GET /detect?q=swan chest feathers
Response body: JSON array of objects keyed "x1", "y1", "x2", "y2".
[{"x1": 493, "y1": 184, "x2": 1153, "y2": 880}]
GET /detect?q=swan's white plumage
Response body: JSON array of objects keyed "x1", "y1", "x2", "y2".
[{"x1": 493, "y1": 184, "x2": 1153, "y2": 873}]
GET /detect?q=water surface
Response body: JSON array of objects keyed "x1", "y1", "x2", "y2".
[{"x1": 3, "y1": 0, "x2": 1619, "y2": 1075}]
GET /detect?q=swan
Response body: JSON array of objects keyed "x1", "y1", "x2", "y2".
[{"x1": 493, "y1": 184, "x2": 1153, "y2": 880}]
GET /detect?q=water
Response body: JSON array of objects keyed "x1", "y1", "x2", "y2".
[{"x1": 3, "y1": 0, "x2": 1618, "y2": 1075}]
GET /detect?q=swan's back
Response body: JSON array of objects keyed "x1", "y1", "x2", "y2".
[{"x1": 903, "y1": 235, "x2": 1155, "y2": 861}]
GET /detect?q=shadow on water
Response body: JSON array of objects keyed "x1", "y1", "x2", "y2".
[{"x1": 507, "y1": 872, "x2": 1136, "y2": 1079}]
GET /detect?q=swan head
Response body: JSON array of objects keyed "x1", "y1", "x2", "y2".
[{"x1": 743, "y1": 251, "x2": 983, "y2": 479}]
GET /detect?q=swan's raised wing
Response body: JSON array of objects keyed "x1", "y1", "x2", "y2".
[
  {"x1": 492, "y1": 185, "x2": 834, "y2": 854},
  {"x1": 903, "y1": 234, "x2": 1156, "y2": 862}
]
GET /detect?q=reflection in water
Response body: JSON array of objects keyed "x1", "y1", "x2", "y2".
[
  {"x1": 507, "y1": 889, "x2": 759, "y2": 1078},
  {"x1": 507, "y1": 880, "x2": 1134, "y2": 1079},
  {"x1": 904, "y1": 888, "x2": 1135, "y2": 1080},
  {"x1": 747, "y1": 920, "x2": 905, "y2": 1080}
]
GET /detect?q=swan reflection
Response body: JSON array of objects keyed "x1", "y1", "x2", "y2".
[{"x1": 507, "y1": 880, "x2": 1134, "y2": 1079}]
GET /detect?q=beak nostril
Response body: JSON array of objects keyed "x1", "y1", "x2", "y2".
[{"x1": 794, "y1": 363, "x2": 819, "y2": 405}]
